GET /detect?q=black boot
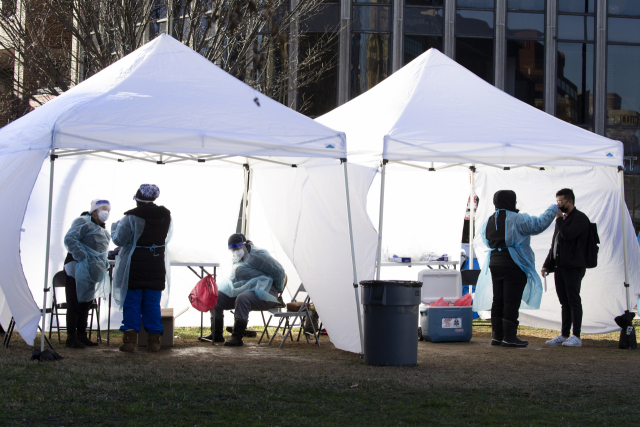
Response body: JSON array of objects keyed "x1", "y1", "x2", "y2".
[
  {"x1": 77, "y1": 330, "x2": 98, "y2": 347},
  {"x1": 502, "y1": 319, "x2": 528, "y2": 347},
  {"x1": 491, "y1": 317, "x2": 503, "y2": 346},
  {"x1": 226, "y1": 326, "x2": 256, "y2": 338},
  {"x1": 65, "y1": 330, "x2": 86, "y2": 349},
  {"x1": 224, "y1": 320, "x2": 247, "y2": 347},
  {"x1": 213, "y1": 316, "x2": 225, "y2": 343}
]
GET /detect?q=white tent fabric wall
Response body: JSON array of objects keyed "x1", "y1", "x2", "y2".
[
  {"x1": 364, "y1": 164, "x2": 470, "y2": 280},
  {"x1": 0, "y1": 149, "x2": 49, "y2": 341},
  {"x1": 252, "y1": 162, "x2": 379, "y2": 354},
  {"x1": 473, "y1": 166, "x2": 640, "y2": 333}
]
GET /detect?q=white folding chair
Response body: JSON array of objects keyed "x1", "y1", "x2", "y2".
[{"x1": 258, "y1": 284, "x2": 320, "y2": 348}]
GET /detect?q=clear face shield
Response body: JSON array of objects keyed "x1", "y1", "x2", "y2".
[{"x1": 228, "y1": 242, "x2": 247, "y2": 262}]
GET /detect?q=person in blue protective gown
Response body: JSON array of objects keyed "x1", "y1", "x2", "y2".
[
  {"x1": 63, "y1": 199, "x2": 112, "y2": 348},
  {"x1": 473, "y1": 190, "x2": 556, "y2": 347},
  {"x1": 111, "y1": 184, "x2": 172, "y2": 353},
  {"x1": 212, "y1": 233, "x2": 286, "y2": 347}
]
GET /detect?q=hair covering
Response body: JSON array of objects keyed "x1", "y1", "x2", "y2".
[
  {"x1": 90, "y1": 199, "x2": 111, "y2": 213},
  {"x1": 228, "y1": 233, "x2": 247, "y2": 249},
  {"x1": 493, "y1": 190, "x2": 519, "y2": 213},
  {"x1": 135, "y1": 184, "x2": 160, "y2": 202}
]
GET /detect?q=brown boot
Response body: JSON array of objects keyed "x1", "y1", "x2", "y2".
[
  {"x1": 119, "y1": 329, "x2": 137, "y2": 352},
  {"x1": 147, "y1": 333, "x2": 162, "y2": 352}
]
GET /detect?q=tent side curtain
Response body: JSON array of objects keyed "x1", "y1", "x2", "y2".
[
  {"x1": 382, "y1": 136, "x2": 624, "y2": 167},
  {"x1": 0, "y1": 149, "x2": 49, "y2": 343}
]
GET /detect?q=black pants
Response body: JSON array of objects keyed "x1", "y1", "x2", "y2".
[
  {"x1": 554, "y1": 267, "x2": 586, "y2": 338},
  {"x1": 490, "y1": 266, "x2": 527, "y2": 324},
  {"x1": 65, "y1": 273, "x2": 90, "y2": 335}
]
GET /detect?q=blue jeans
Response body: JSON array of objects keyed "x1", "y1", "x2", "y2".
[{"x1": 120, "y1": 289, "x2": 164, "y2": 335}]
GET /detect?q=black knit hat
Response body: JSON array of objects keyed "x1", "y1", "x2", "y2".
[
  {"x1": 228, "y1": 233, "x2": 247, "y2": 249},
  {"x1": 493, "y1": 190, "x2": 519, "y2": 213}
]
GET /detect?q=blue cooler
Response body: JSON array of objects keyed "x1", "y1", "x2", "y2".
[
  {"x1": 419, "y1": 305, "x2": 473, "y2": 342},
  {"x1": 417, "y1": 269, "x2": 473, "y2": 343}
]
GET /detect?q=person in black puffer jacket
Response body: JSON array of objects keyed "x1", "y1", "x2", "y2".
[{"x1": 112, "y1": 184, "x2": 171, "y2": 353}]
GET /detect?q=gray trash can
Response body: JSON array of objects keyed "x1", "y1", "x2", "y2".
[{"x1": 360, "y1": 280, "x2": 422, "y2": 366}]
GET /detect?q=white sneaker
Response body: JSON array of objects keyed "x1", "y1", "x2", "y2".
[
  {"x1": 546, "y1": 335, "x2": 568, "y2": 346},
  {"x1": 562, "y1": 335, "x2": 582, "y2": 347}
]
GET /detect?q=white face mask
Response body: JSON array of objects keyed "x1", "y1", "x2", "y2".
[
  {"x1": 98, "y1": 210, "x2": 110, "y2": 223},
  {"x1": 232, "y1": 249, "x2": 245, "y2": 260}
]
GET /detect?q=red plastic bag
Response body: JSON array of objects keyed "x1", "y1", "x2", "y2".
[
  {"x1": 430, "y1": 297, "x2": 449, "y2": 307},
  {"x1": 454, "y1": 293, "x2": 472, "y2": 307},
  {"x1": 188, "y1": 275, "x2": 218, "y2": 312}
]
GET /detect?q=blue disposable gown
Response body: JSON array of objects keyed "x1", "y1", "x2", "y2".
[
  {"x1": 472, "y1": 205, "x2": 557, "y2": 312},
  {"x1": 111, "y1": 215, "x2": 173, "y2": 310},
  {"x1": 218, "y1": 246, "x2": 286, "y2": 303},
  {"x1": 63, "y1": 215, "x2": 111, "y2": 303}
]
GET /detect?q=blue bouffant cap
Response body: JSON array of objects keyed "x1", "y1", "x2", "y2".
[{"x1": 135, "y1": 184, "x2": 160, "y2": 201}]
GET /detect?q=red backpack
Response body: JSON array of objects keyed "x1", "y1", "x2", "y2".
[{"x1": 188, "y1": 275, "x2": 218, "y2": 312}]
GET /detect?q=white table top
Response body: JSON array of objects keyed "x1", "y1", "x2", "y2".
[
  {"x1": 380, "y1": 261, "x2": 459, "y2": 268},
  {"x1": 108, "y1": 260, "x2": 219, "y2": 267}
]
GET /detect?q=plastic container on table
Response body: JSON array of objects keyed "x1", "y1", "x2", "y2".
[
  {"x1": 417, "y1": 269, "x2": 472, "y2": 342},
  {"x1": 360, "y1": 280, "x2": 422, "y2": 366}
]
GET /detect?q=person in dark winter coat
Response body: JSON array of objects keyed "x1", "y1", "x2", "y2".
[
  {"x1": 112, "y1": 184, "x2": 172, "y2": 353},
  {"x1": 542, "y1": 188, "x2": 591, "y2": 348},
  {"x1": 62, "y1": 199, "x2": 112, "y2": 348}
]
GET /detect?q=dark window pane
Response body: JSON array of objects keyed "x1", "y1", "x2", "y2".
[
  {"x1": 298, "y1": 34, "x2": 338, "y2": 118},
  {"x1": 508, "y1": 0, "x2": 544, "y2": 11},
  {"x1": 404, "y1": 8, "x2": 444, "y2": 35},
  {"x1": 607, "y1": 45, "x2": 640, "y2": 127},
  {"x1": 556, "y1": 42, "x2": 594, "y2": 126},
  {"x1": 456, "y1": 10, "x2": 494, "y2": 37},
  {"x1": 301, "y1": 4, "x2": 340, "y2": 32},
  {"x1": 350, "y1": 33, "x2": 391, "y2": 98},
  {"x1": 457, "y1": 0, "x2": 494, "y2": 7},
  {"x1": 352, "y1": 6, "x2": 392, "y2": 32},
  {"x1": 557, "y1": 15, "x2": 594, "y2": 40},
  {"x1": 153, "y1": 0, "x2": 167, "y2": 19},
  {"x1": 405, "y1": 0, "x2": 443, "y2": 6},
  {"x1": 354, "y1": 0, "x2": 390, "y2": 4},
  {"x1": 608, "y1": 17, "x2": 640, "y2": 43},
  {"x1": 404, "y1": 35, "x2": 442, "y2": 64},
  {"x1": 558, "y1": 0, "x2": 594, "y2": 13},
  {"x1": 456, "y1": 37, "x2": 494, "y2": 84},
  {"x1": 506, "y1": 39, "x2": 545, "y2": 110},
  {"x1": 608, "y1": 0, "x2": 640, "y2": 16},
  {"x1": 507, "y1": 12, "x2": 544, "y2": 38}
]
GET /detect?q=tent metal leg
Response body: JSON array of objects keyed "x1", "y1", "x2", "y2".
[
  {"x1": 241, "y1": 163, "x2": 249, "y2": 235},
  {"x1": 375, "y1": 161, "x2": 387, "y2": 280},
  {"x1": 245, "y1": 168, "x2": 254, "y2": 238},
  {"x1": 40, "y1": 150, "x2": 56, "y2": 352},
  {"x1": 619, "y1": 167, "x2": 631, "y2": 312},
  {"x1": 342, "y1": 160, "x2": 364, "y2": 355}
]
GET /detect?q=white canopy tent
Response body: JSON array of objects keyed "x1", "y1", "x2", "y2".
[
  {"x1": 318, "y1": 48, "x2": 639, "y2": 333},
  {"x1": 0, "y1": 34, "x2": 375, "y2": 354}
]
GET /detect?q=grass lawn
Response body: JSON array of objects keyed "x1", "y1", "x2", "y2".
[{"x1": 1, "y1": 322, "x2": 639, "y2": 426}]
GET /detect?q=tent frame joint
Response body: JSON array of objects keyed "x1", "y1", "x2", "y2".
[
  {"x1": 50, "y1": 154, "x2": 58, "y2": 161},
  {"x1": 469, "y1": 165, "x2": 476, "y2": 172}
]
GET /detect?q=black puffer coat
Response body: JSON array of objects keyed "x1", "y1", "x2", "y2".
[{"x1": 126, "y1": 204, "x2": 171, "y2": 291}]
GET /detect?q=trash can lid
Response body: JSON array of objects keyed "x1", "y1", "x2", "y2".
[{"x1": 359, "y1": 280, "x2": 422, "y2": 288}]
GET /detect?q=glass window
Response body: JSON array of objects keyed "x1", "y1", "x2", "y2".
[
  {"x1": 352, "y1": 6, "x2": 392, "y2": 32},
  {"x1": 607, "y1": 45, "x2": 640, "y2": 126},
  {"x1": 457, "y1": 0, "x2": 494, "y2": 7},
  {"x1": 404, "y1": 8, "x2": 444, "y2": 35},
  {"x1": 508, "y1": 0, "x2": 544, "y2": 11},
  {"x1": 404, "y1": 35, "x2": 442, "y2": 64},
  {"x1": 558, "y1": 0, "x2": 594, "y2": 13},
  {"x1": 354, "y1": 0, "x2": 390, "y2": 4},
  {"x1": 507, "y1": 12, "x2": 544, "y2": 38},
  {"x1": 298, "y1": 34, "x2": 338, "y2": 118},
  {"x1": 608, "y1": 18, "x2": 640, "y2": 44},
  {"x1": 506, "y1": 39, "x2": 545, "y2": 110},
  {"x1": 301, "y1": 4, "x2": 340, "y2": 32},
  {"x1": 608, "y1": 0, "x2": 640, "y2": 16},
  {"x1": 556, "y1": 42, "x2": 594, "y2": 127},
  {"x1": 405, "y1": 0, "x2": 443, "y2": 6},
  {"x1": 456, "y1": 10, "x2": 494, "y2": 37},
  {"x1": 351, "y1": 33, "x2": 391, "y2": 98},
  {"x1": 456, "y1": 38, "x2": 494, "y2": 83},
  {"x1": 557, "y1": 15, "x2": 594, "y2": 41}
]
